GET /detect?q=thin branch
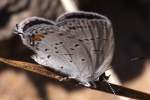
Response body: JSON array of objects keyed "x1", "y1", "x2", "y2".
[
  {"x1": 0, "y1": 57, "x2": 150, "y2": 99},
  {"x1": 0, "y1": 57, "x2": 66, "y2": 80}
]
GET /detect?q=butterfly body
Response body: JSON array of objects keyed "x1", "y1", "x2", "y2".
[{"x1": 15, "y1": 11, "x2": 114, "y2": 86}]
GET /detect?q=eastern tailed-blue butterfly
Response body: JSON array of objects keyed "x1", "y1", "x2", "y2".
[{"x1": 15, "y1": 11, "x2": 114, "y2": 86}]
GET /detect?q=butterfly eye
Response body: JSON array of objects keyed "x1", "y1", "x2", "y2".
[{"x1": 15, "y1": 31, "x2": 25, "y2": 38}]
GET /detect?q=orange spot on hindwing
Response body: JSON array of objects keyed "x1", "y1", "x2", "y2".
[{"x1": 31, "y1": 33, "x2": 45, "y2": 41}]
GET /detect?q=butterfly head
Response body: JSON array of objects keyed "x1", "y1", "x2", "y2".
[{"x1": 14, "y1": 20, "x2": 33, "y2": 47}]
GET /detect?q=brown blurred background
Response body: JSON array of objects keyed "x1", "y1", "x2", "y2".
[{"x1": 0, "y1": 0, "x2": 150, "y2": 99}]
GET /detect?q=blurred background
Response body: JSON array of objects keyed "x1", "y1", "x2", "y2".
[{"x1": 0, "y1": 0, "x2": 150, "y2": 99}]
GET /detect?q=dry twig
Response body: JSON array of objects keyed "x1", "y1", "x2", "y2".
[{"x1": 0, "y1": 57, "x2": 150, "y2": 99}]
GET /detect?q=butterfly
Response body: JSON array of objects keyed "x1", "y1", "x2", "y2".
[{"x1": 15, "y1": 11, "x2": 114, "y2": 86}]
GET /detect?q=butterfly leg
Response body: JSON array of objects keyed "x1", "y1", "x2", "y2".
[
  {"x1": 59, "y1": 77, "x2": 68, "y2": 81},
  {"x1": 90, "y1": 81, "x2": 97, "y2": 88}
]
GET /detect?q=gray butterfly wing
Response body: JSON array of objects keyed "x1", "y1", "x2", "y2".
[
  {"x1": 16, "y1": 12, "x2": 114, "y2": 85},
  {"x1": 56, "y1": 11, "x2": 114, "y2": 81},
  {"x1": 16, "y1": 17, "x2": 82, "y2": 79}
]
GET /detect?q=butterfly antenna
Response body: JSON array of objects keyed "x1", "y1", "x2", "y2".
[{"x1": 103, "y1": 76, "x2": 119, "y2": 99}]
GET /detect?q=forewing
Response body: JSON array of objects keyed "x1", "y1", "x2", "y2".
[{"x1": 56, "y1": 11, "x2": 114, "y2": 81}]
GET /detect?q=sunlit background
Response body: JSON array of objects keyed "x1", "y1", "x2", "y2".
[{"x1": 0, "y1": 0, "x2": 150, "y2": 99}]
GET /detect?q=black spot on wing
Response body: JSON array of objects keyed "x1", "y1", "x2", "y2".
[
  {"x1": 78, "y1": 39, "x2": 83, "y2": 42},
  {"x1": 81, "y1": 59, "x2": 85, "y2": 61},
  {"x1": 43, "y1": 32, "x2": 48, "y2": 35},
  {"x1": 68, "y1": 26, "x2": 76, "y2": 30},
  {"x1": 36, "y1": 47, "x2": 39, "y2": 50},
  {"x1": 54, "y1": 47, "x2": 58, "y2": 49},
  {"x1": 59, "y1": 42, "x2": 63, "y2": 44},
  {"x1": 47, "y1": 55, "x2": 51, "y2": 58},
  {"x1": 60, "y1": 66, "x2": 63, "y2": 69},
  {"x1": 58, "y1": 33, "x2": 64, "y2": 36},
  {"x1": 74, "y1": 44, "x2": 79, "y2": 47},
  {"x1": 90, "y1": 38, "x2": 95, "y2": 41},
  {"x1": 55, "y1": 43, "x2": 59, "y2": 45},
  {"x1": 55, "y1": 51, "x2": 59, "y2": 53},
  {"x1": 44, "y1": 48, "x2": 48, "y2": 51},
  {"x1": 55, "y1": 42, "x2": 63, "y2": 45},
  {"x1": 84, "y1": 38, "x2": 89, "y2": 41},
  {"x1": 70, "y1": 48, "x2": 74, "y2": 50}
]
